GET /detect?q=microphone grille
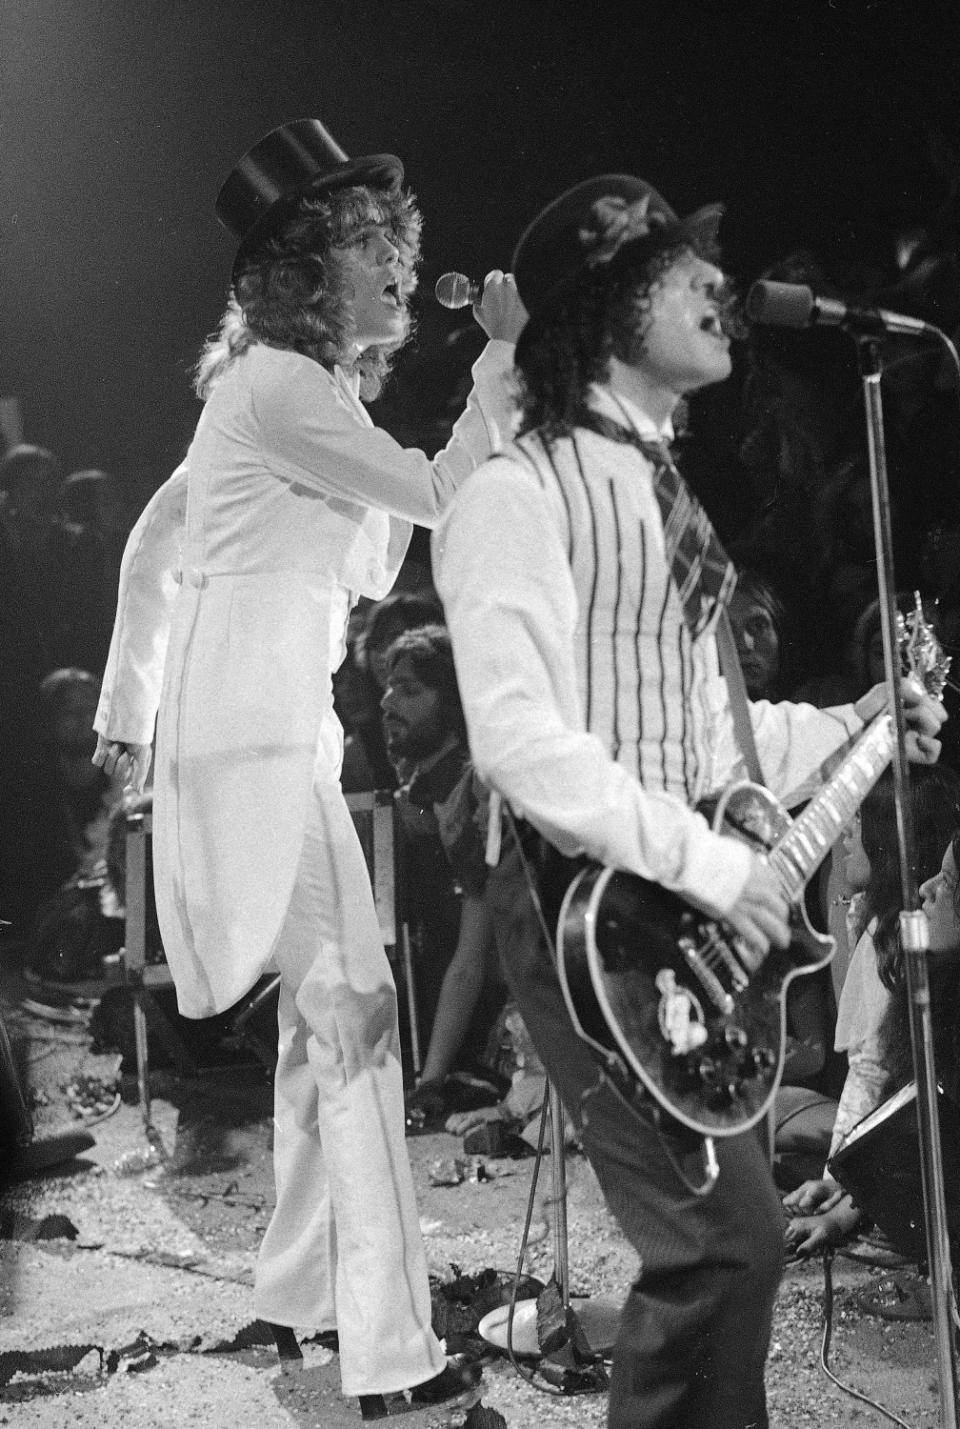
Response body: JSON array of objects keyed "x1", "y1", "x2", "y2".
[
  {"x1": 435, "y1": 272, "x2": 474, "y2": 309},
  {"x1": 745, "y1": 281, "x2": 816, "y2": 329}
]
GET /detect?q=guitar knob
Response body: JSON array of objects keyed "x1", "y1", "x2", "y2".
[{"x1": 724, "y1": 1026, "x2": 748, "y2": 1049}]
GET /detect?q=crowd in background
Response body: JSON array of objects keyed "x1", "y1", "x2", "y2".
[{"x1": 3, "y1": 224, "x2": 960, "y2": 1256}]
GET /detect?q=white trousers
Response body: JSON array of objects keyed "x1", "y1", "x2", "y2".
[{"x1": 253, "y1": 748, "x2": 445, "y2": 1396}]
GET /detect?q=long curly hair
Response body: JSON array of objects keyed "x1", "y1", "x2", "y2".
[
  {"x1": 515, "y1": 221, "x2": 735, "y2": 437},
  {"x1": 878, "y1": 831, "x2": 960, "y2": 1096},
  {"x1": 195, "y1": 182, "x2": 422, "y2": 402},
  {"x1": 857, "y1": 767, "x2": 960, "y2": 992}
]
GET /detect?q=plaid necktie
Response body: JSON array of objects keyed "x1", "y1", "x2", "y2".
[{"x1": 575, "y1": 410, "x2": 737, "y2": 638}]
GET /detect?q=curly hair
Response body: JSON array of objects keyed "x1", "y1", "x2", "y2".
[
  {"x1": 195, "y1": 182, "x2": 422, "y2": 402},
  {"x1": 383, "y1": 623, "x2": 467, "y2": 742},
  {"x1": 877, "y1": 828, "x2": 960, "y2": 1094},
  {"x1": 515, "y1": 221, "x2": 735, "y2": 437},
  {"x1": 856, "y1": 767, "x2": 960, "y2": 992}
]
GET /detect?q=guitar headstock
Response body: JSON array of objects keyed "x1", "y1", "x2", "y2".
[{"x1": 899, "y1": 592, "x2": 951, "y2": 701}]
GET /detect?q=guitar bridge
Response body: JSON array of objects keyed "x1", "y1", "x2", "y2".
[{"x1": 678, "y1": 930, "x2": 735, "y2": 1014}]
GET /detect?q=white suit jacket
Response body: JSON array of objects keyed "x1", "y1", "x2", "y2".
[{"x1": 96, "y1": 339, "x2": 514, "y2": 1016}]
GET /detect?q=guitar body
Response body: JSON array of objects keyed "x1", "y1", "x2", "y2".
[{"x1": 556, "y1": 782, "x2": 834, "y2": 1136}]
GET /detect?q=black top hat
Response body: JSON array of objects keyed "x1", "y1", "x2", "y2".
[
  {"x1": 512, "y1": 174, "x2": 723, "y2": 315},
  {"x1": 216, "y1": 119, "x2": 404, "y2": 284}
]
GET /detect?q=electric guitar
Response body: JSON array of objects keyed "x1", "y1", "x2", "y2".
[{"x1": 556, "y1": 597, "x2": 950, "y2": 1137}]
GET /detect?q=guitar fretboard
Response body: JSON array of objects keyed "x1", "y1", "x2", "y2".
[{"x1": 768, "y1": 715, "x2": 895, "y2": 899}]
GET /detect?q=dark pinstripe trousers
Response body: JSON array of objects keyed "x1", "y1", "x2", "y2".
[{"x1": 486, "y1": 842, "x2": 784, "y2": 1429}]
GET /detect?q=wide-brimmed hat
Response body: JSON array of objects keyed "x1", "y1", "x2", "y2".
[
  {"x1": 216, "y1": 118, "x2": 404, "y2": 283},
  {"x1": 512, "y1": 174, "x2": 723, "y2": 315}
]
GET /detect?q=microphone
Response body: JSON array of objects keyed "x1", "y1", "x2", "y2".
[
  {"x1": 435, "y1": 271, "x2": 482, "y2": 309},
  {"x1": 745, "y1": 280, "x2": 937, "y2": 338}
]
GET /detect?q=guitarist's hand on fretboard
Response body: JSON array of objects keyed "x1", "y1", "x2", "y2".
[{"x1": 853, "y1": 675, "x2": 946, "y2": 766}]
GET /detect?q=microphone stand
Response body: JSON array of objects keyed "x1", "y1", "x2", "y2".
[{"x1": 854, "y1": 330, "x2": 958, "y2": 1425}]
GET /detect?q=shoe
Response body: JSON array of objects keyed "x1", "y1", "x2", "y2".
[
  {"x1": 358, "y1": 1395, "x2": 390, "y2": 1421},
  {"x1": 409, "y1": 1358, "x2": 482, "y2": 1405},
  {"x1": 267, "y1": 1322, "x2": 304, "y2": 1374},
  {"x1": 307, "y1": 1328, "x2": 339, "y2": 1353},
  {"x1": 358, "y1": 1359, "x2": 482, "y2": 1419}
]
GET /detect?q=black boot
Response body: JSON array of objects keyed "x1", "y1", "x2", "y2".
[
  {"x1": 358, "y1": 1393, "x2": 389, "y2": 1420},
  {"x1": 410, "y1": 1358, "x2": 482, "y2": 1405},
  {"x1": 267, "y1": 1322, "x2": 303, "y2": 1373},
  {"x1": 358, "y1": 1359, "x2": 481, "y2": 1419}
]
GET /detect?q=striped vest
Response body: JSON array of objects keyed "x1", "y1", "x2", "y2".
[{"x1": 508, "y1": 426, "x2": 726, "y2": 805}]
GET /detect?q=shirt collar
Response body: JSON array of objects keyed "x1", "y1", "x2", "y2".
[{"x1": 586, "y1": 383, "x2": 675, "y2": 444}]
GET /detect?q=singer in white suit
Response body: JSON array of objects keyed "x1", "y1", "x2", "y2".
[{"x1": 93, "y1": 121, "x2": 525, "y2": 1419}]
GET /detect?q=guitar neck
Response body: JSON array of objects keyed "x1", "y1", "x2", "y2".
[{"x1": 769, "y1": 714, "x2": 894, "y2": 899}]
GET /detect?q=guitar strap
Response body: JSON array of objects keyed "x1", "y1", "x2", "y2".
[{"x1": 715, "y1": 608, "x2": 766, "y2": 787}]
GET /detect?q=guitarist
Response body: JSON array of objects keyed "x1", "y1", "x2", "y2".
[{"x1": 434, "y1": 175, "x2": 946, "y2": 1429}]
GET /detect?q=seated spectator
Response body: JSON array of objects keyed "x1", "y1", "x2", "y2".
[
  {"x1": 359, "y1": 589, "x2": 444, "y2": 692},
  {"x1": 780, "y1": 769, "x2": 960, "y2": 1237},
  {"x1": 728, "y1": 564, "x2": 802, "y2": 702},
  {"x1": 40, "y1": 667, "x2": 123, "y2": 879},
  {"x1": 21, "y1": 670, "x2": 127, "y2": 985},
  {"x1": 380, "y1": 626, "x2": 508, "y2": 1111},
  {"x1": 335, "y1": 590, "x2": 446, "y2": 791},
  {"x1": 334, "y1": 615, "x2": 393, "y2": 792}
]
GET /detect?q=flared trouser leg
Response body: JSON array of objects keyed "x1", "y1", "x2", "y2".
[{"x1": 253, "y1": 763, "x2": 445, "y2": 1397}]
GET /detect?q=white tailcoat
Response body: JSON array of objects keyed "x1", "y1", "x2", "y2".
[{"x1": 95, "y1": 339, "x2": 514, "y2": 1018}]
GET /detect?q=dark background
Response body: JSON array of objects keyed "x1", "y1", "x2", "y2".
[{"x1": 2, "y1": 0, "x2": 959, "y2": 510}]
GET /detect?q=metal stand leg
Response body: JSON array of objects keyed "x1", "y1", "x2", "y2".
[
  {"x1": 549, "y1": 1082, "x2": 570, "y2": 1307},
  {"x1": 401, "y1": 922, "x2": 422, "y2": 1079},
  {"x1": 133, "y1": 992, "x2": 152, "y2": 1131},
  {"x1": 856, "y1": 335, "x2": 959, "y2": 1424}
]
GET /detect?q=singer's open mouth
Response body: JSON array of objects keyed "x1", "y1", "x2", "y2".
[
  {"x1": 382, "y1": 280, "x2": 401, "y2": 308},
  {"x1": 699, "y1": 311, "x2": 726, "y2": 339}
]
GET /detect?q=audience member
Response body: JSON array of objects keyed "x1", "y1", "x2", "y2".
[
  {"x1": 39, "y1": 668, "x2": 122, "y2": 879},
  {"x1": 780, "y1": 768, "x2": 960, "y2": 1236},
  {"x1": 727, "y1": 564, "x2": 802, "y2": 701},
  {"x1": 335, "y1": 590, "x2": 446, "y2": 791},
  {"x1": 334, "y1": 611, "x2": 394, "y2": 791},
  {"x1": 358, "y1": 589, "x2": 444, "y2": 692},
  {"x1": 380, "y1": 625, "x2": 507, "y2": 1092}
]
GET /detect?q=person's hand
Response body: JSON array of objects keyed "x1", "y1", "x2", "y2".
[
  {"x1": 92, "y1": 734, "x2": 153, "y2": 793},
  {"x1": 854, "y1": 676, "x2": 946, "y2": 765},
  {"x1": 473, "y1": 271, "x2": 528, "y2": 343},
  {"x1": 784, "y1": 1213, "x2": 842, "y2": 1258},
  {"x1": 721, "y1": 855, "x2": 791, "y2": 955},
  {"x1": 782, "y1": 1176, "x2": 842, "y2": 1214},
  {"x1": 784, "y1": 1199, "x2": 860, "y2": 1257},
  {"x1": 445, "y1": 1104, "x2": 505, "y2": 1136}
]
